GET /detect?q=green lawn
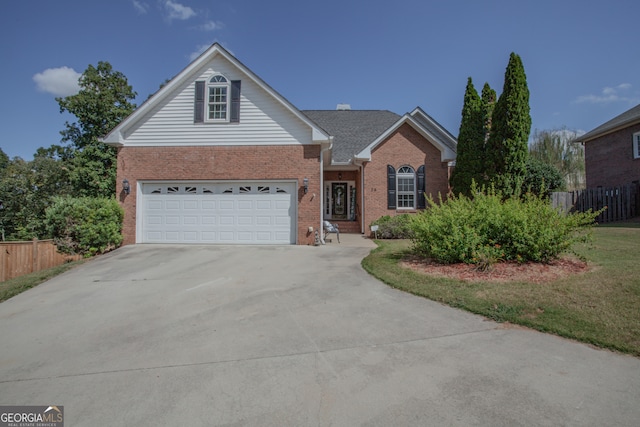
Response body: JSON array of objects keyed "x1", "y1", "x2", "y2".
[
  {"x1": 362, "y1": 223, "x2": 640, "y2": 356},
  {"x1": 0, "y1": 260, "x2": 84, "y2": 303}
]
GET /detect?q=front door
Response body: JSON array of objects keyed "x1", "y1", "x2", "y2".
[{"x1": 331, "y1": 183, "x2": 348, "y2": 219}]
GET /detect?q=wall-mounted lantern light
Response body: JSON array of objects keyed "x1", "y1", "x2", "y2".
[
  {"x1": 122, "y1": 179, "x2": 131, "y2": 195},
  {"x1": 303, "y1": 177, "x2": 309, "y2": 194}
]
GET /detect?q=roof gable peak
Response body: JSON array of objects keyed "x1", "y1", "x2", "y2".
[{"x1": 103, "y1": 43, "x2": 329, "y2": 144}]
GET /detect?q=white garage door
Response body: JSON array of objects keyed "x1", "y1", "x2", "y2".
[{"x1": 140, "y1": 182, "x2": 296, "y2": 244}]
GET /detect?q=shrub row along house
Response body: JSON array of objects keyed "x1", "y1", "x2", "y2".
[{"x1": 103, "y1": 43, "x2": 457, "y2": 245}]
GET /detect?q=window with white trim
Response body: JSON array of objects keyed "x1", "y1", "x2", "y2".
[
  {"x1": 397, "y1": 166, "x2": 416, "y2": 209},
  {"x1": 208, "y1": 75, "x2": 229, "y2": 121},
  {"x1": 634, "y1": 132, "x2": 640, "y2": 159}
]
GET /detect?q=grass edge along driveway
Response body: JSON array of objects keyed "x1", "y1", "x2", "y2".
[
  {"x1": 0, "y1": 260, "x2": 85, "y2": 303},
  {"x1": 362, "y1": 224, "x2": 640, "y2": 357}
]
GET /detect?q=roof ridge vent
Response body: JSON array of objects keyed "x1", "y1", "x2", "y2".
[{"x1": 336, "y1": 103, "x2": 351, "y2": 110}]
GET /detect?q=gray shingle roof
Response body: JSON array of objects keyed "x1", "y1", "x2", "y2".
[
  {"x1": 577, "y1": 103, "x2": 640, "y2": 142},
  {"x1": 410, "y1": 107, "x2": 458, "y2": 153},
  {"x1": 302, "y1": 110, "x2": 401, "y2": 163}
]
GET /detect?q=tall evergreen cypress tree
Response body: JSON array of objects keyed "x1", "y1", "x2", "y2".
[
  {"x1": 485, "y1": 53, "x2": 531, "y2": 193},
  {"x1": 450, "y1": 78, "x2": 483, "y2": 196},
  {"x1": 478, "y1": 82, "x2": 496, "y2": 187},
  {"x1": 480, "y1": 82, "x2": 496, "y2": 146}
]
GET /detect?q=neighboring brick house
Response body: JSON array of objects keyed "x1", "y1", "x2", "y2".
[
  {"x1": 577, "y1": 103, "x2": 640, "y2": 188},
  {"x1": 103, "y1": 43, "x2": 456, "y2": 245}
]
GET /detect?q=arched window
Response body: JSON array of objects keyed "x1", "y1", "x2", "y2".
[
  {"x1": 208, "y1": 74, "x2": 229, "y2": 121},
  {"x1": 397, "y1": 165, "x2": 415, "y2": 209}
]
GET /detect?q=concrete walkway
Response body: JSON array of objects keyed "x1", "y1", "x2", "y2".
[{"x1": 0, "y1": 241, "x2": 638, "y2": 426}]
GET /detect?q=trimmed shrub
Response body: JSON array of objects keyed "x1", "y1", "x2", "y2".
[
  {"x1": 44, "y1": 197, "x2": 124, "y2": 256},
  {"x1": 410, "y1": 187, "x2": 598, "y2": 266},
  {"x1": 371, "y1": 214, "x2": 414, "y2": 239}
]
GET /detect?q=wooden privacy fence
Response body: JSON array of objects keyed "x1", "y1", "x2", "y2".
[
  {"x1": 0, "y1": 239, "x2": 82, "y2": 282},
  {"x1": 552, "y1": 184, "x2": 640, "y2": 223}
]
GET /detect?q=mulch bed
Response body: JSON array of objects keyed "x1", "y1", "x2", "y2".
[{"x1": 401, "y1": 255, "x2": 590, "y2": 283}]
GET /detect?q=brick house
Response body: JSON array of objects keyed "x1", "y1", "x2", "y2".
[
  {"x1": 577, "y1": 103, "x2": 640, "y2": 188},
  {"x1": 103, "y1": 43, "x2": 456, "y2": 245}
]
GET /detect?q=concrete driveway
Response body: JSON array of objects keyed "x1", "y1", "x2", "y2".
[{"x1": 1, "y1": 236, "x2": 639, "y2": 426}]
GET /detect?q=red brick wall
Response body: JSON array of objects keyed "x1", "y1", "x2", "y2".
[
  {"x1": 585, "y1": 124, "x2": 640, "y2": 188},
  {"x1": 363, "y1": 123, "x2": 450, "y2": 232},
  {"x1": 116, "y1": 145, "x2": 321, "y2": 245}
]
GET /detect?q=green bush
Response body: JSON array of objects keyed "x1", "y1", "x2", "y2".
[
  {"x1": 410, "y1": 187, "x2": 598, "y2": 266},
  {"x1": 523, "y1": 157, "x2": 564, "y2": 197},
  {"x1": 44, "y1": 197, "x2": 124, "y2": 256},
  {"x1": 371, "y1": 214, "x2": 414, "y2": 239}
]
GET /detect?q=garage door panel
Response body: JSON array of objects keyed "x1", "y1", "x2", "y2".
[
  {"x1": 256, "y1": 232, "x2": 273, "y2": 241},
  {"x1": 256, "y1": 200, "x2": 272, "y2": 209},
  {"x1": 147, "y1": 216, "x2": 162, "y2": 225},
  {"x1": 274, "y1": 216, "x2": 290, "y2": 226},
  {"x1": 166, "y1": 216, "x2": 180, "y2": 225},
  {"x1": 183, "y1": 216, "x2": 198, "y2": 225},
  {"x1": 256, "y1": 216, "x2": 271, "y2": 225},
  {"x1": 183, "y1": 200, "x2": 198, "y2": 209},
  {"x1": 237, "y1": 216, "x2": 253, "y2": 225},
  {"x1": 237, "y1": 232, "x2": 253, "y2": 241},
  {"x1": 202, "y1": 216, "x2": 216, "y2": 225},
  {"x1": 165, "y1": 232, "x2": 180, "y2": 240},
  {"x1": 220, "y1": 200, "x2": 234, "y2": 210},
  {"x1": 275, "y1": 231, "x2": 290, "y2": 241},
  {"x1": 183, "y1": 231, "x2": 198, "y2": 240},
  {"x1": 141, "y1": 182, "x2": 295, "y2": 244},
  {"x1": 219, "y1": 231, "x2": 235, "y2": 241},
  {"x1": 238, "y1": 200, "x2": 253, "y2": 210},
  {"x1": 201, "y1": 232, "x2": 216, "y2": 241},
  {"x1": 147, "y1": 231, "x2": 162, "y2": 240},
  {"x1": 275, "y1": 200, "x2": 290, "y2": 209},
  {"x1": 219, "y1": 216, "x2": 234, "y2": 225}
]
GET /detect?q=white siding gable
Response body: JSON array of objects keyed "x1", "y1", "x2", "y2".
[{"x1": 121, "y1": 55, "x2": 312, "y2": 146}]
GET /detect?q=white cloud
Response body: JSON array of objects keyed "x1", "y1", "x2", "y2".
[
  {"x1": 575, "y1": 83, "x2": 637, "y2": 104},
  {"x1": 33, "y1": 66, "x2": 81, "y2": 97},
  {"x1": 164, "y1": 0, "x2": 196, "y2": 21},
  {"x1": 132, "y1": 0, "x2": 149, "y2": 14},
  {"x1": 200, "y1": 20, "x2": 223, "y2": 31},
  {"x1": 189, "y1": 44, "x2": 210, "y2": 61}
]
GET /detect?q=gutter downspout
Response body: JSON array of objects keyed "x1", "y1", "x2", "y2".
[{"x1": 353, "y1": 157, "x2": 367, "y2": 234}]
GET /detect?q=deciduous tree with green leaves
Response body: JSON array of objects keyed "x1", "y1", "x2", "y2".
[
  {"x1": 57, "y1": 61, "x2": 136, "y2": 197},
  {"x1": 0, "y1": 154, "x2": 72, "y2": 240},
  {"x1": 0, "y1": 148, "x2": 9, "y2": 172},
  {"x1": 485, "y1": 53, "x2": 531, "y2": 194},
  {"x1": 529, "y1": 128, "x2": 585, "y2": 191}
]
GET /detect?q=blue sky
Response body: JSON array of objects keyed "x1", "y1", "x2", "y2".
[{"x1": 1, "y1": 0, "x2": 639, "y2": 160}]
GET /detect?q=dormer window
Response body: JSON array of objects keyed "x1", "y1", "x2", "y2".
[
  {"x1": 208, "y1": 75, "x2": 229, "y2": 121},
  {"x1": 194, "y1": 76, "x2": 241, "y2": 124}
]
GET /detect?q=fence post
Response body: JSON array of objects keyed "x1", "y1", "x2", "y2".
[
  {"x1": 635, "y1": 183, "x2": 640, "y2": 217},
  {"x1": 0, "y1": 244, "x2": 5, "y2": 282},
  {"x1": 32, "y1": 238, "x2": 38, "y2": 274}
]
